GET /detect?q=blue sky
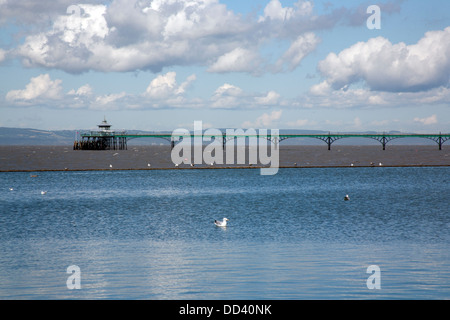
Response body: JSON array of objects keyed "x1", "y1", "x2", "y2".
[{"x1": 0, "y1": 0, "x2": 449, "y2": 133}]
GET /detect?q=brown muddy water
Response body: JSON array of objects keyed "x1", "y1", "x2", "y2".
[{"x1": 0, "y1": 145, "x2": 449, "y2": 172}]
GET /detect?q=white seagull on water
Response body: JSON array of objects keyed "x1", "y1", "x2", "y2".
[{"x1": 214, "y1": 218, "x2": 229, "y2": 227}]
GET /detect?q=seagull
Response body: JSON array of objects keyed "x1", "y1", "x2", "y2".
[
  {"x1": 147, "y1": 163, "x2": 151, "y2": 167},
  {"x1": 109, "y1": 164, "x2": 113, "y2": 168},
  {"x1": 41, "y1": 191, "x2": 47, "y2": 195},
  {"x1": 214, "y1": 218, "x2": 229, "y2": 227},
  {"x1": 9, "y1": 187, "x2": 13, "y2": 191},
  {"x1": 344, "y1": 194, "x2": 350, "y2": 201}
]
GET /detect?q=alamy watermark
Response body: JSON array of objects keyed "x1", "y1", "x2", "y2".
[
  {"x1": 367, "y1": 5, "x2": 381, "y2": 30},
  {"x1": 366, "y1": 265, "x2": 381, "y2": 290},
  {"x1": 171, "y1": 121, "x2": 279, "y2": 175},
  {"x1": 66, "y1": 265, "x2": 81, "y2": 290}
]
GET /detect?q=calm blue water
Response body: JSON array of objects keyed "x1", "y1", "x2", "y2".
[{"x1": 0, "y1": 167, "x2": 449, "y2": 299}]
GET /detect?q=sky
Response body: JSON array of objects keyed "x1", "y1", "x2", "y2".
[{"x1": 0, "y1": 0, "x2": 449, "y2": 133}]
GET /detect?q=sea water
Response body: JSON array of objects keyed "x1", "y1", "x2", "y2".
[{"x1": 0, "y1": 167, "x2": 449, "y2": 299}]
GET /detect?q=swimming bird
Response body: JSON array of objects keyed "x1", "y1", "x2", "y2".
[
  {"x1": 9, "y1": 187, "x2": 13, "y2": 191},
  {"x1": 344, "y1": 194, "x2": 350, "y2": 201},
  {"x1": 214, "y1": 218, "x2": 229, "y2": 227},
  {"x1": 41, "y1": 191, "x2": 47, "y2": 195}
]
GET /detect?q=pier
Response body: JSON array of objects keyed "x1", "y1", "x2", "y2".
[
  {"x1": 74, "y1": 119, "x2": 449, "y2": 151},
  {"x1": 73, "y1": 118, "x2": 128, "y2": 150}
]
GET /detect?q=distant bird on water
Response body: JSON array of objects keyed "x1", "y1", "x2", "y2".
[
  {"x1": 214, "y1": 218, "x2": 229, "y2": 227},
  {"x1": 344, "y1": 194, "x2": 350, "y2": 201},
  {"x1": 41, "y1": 191, "x2": 47, "y2": 195}
]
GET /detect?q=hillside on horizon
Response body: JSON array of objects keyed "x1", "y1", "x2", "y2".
[{"x1": 0, "y1": 126, "x2": 438, "y2": 146}]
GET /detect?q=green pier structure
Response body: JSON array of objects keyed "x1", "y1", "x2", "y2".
[{"x1": 74, "y1": 120, "x2": 449, "y2": 151}]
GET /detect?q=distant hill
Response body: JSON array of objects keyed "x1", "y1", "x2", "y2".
[
  {"x1": 0, "y1": 127, "x2": 437, "y2": 146},
  {"x1": 0, "y1": 127, "x2": 76, "y2": 146}
]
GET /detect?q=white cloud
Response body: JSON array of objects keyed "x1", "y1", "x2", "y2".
[
  {"x1": 414, "y1": 114, "x2": 438, "y2": 125},
  {"x1": 305, "y1": 85, "x2": 450, "y2": 109},
  {"x1": 207, "y1": 47, "x2": 262, "y2": 74},
  {"x1": 0, "y1": 49, "x2": 6, "y2": 62},
  {"x1": 4, "y1": 73, "x2": 286, "y2": 111},
  {"x1": 6, "y1": 74, "x2": 63, "y2": 102},
  {"x1": 94, "y1": 92, "x2": 127, "y2": 108},
  {"x1": 144, "y1": 71, "x2": 196, "y2": 99},
  {"x1": 214, "y1": 83, "x2": 243, "y2": 97},
  {"x1": 68, "y1": 84, "x2": 93, "y2": 97},
  {"x1": 10, "y1": 0, "x2": 345, "y2": 74},
  {"x1": 255, "y1": 91, "x2": 280, "y2": 105},
  {"x1": 211, "y1": 83, "x2": 244, "y2": 109},
  {"x1": 316, "y1": 27, "x2": 450, "y2": 92},
  {"x1": 0, "y1": 0, "x2": 84, "y2": 25},
  {"x1": 242, "y1": 110, "x2": 282, "y2": 128},
  {"x1": 14, "y1": 0, "x2": 252, "y2": 73},
  {"x1": 259, "y1": 0, "x2": 313, "y2": 22},
  {"x1": 275, "y1": 32, "x2": 320, "y2": 72}
]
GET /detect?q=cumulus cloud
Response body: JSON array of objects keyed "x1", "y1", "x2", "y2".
[
  {"x1": 414, "y1": 114, "x2": 438, "y2": 125},
  {"x1": 207, "y1": 47, "x2": 262, "y2": 74},
  {"x1": 255, "y1": 91, "x2": 280, "y2": 105},
  {"x1": 144, "y1": 72, "x2": 196, "y2": 99},
  {"x1": 315, "y1": 27, "x2": 450, "y2": 92},
  {"x1": 68, "y1": 84, "x2": 93, "y2": 97},
  {"x1": 13, "y1": 1, "x2": 252, "y2": 73},
  {"x1": 6, "y1": 74, "x2": 63, "y2": 102},
  {"x1": 0, "y1": 0, "x2": 89, "y2": 25},
  {"x1": 275, "y1": 32, "x2": 320, "y2": 72},
  {"x1": 259, "y1": 0, "x2": 313, "y2": 22},
  {"x1": 9, "y1": 0, "x2": 370, "y2": 74},
  {"x1": 94, "y1": 92, "x2": 127, "y2": 109},
  {"x1": 211, "y1": 83, "x2": 244, "y2": 109},
  {"x1": 4, "y1": 72, "x2": 285, "y2": 111},
  {"x1": 242, "y1": 110, "x2": 283, "y2": 128}
]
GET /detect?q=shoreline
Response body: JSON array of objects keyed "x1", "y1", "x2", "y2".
[
  {"x1": 1, "y1": 164, "x2": 449, "y2": 173},
  {"x1": 1, "y1": 144, "x2": 449, "y2": 172}
]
